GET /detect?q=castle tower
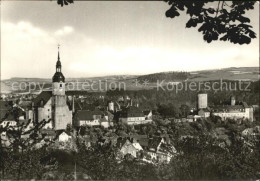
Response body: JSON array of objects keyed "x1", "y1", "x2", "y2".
[
  {"x1": 198, "y1": 93, "x2": 208, "y2": 109},
  {"x1": 230, "y1": 96, "x2": 236, "y2": 106},
  {"x1": 52, "y1": 46, "x2": 72, "y2": 130},
  {"x1": 108, "y1": 101, "x2": 114, "y2": 112}
]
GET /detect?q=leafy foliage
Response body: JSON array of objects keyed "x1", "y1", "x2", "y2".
[
  {"x1": 165, "y1": 1, "x2": 256, "y2": 44},
  {"x1": 0, "y1": 104, "x2": 52, "y2": 179},
  {"x1": 57, "y1": 0, "x2": 73, "y2": 7}
]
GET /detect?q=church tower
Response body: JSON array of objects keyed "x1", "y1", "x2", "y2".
[
  {"x1": 52, "y1": 46, "x2": 72, "y2": 130},
  {"x1": 52, "y1": 48, "x2": 65, "y2": 95}
]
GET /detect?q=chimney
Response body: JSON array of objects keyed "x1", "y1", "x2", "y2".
[{"x1": 72, "y1": 96, "x2": 75, "y2": 113}]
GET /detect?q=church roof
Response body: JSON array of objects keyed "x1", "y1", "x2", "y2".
[{"x1": 33, "y1": 90, "x2": 94, "y2": 109}]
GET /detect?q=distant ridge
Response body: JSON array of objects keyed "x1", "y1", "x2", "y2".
[{"x1": 1, "y1": 67, "x2": 259, "y2": 93}]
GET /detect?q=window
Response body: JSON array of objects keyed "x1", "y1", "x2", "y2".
[{"x1": 60, "y1": 84, "x2": 62, "y2": 88}]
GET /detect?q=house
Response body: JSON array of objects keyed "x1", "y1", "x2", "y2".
[
  {"x1": 18, "y1": 100, "x2": 34, "y2": 121},
  {"x1": 57, "y1": 131, "x2": 71, "y2": 142},
  {"x1": 143, "y1": 110, "x2": 153, "y2": 120},
  {"x1": 139, "y1": 137, "x2": 175, "y2": 163},
  {"x1": 242, "y1": 126, "x2": 260, "y2": 138},
  {"x1": 198, "y1": 108, "x2": 211, "y2": 118},
  {"x1": 130, "y1": 138, "x2": 143, "y2": 151},
  {"x1": 187, "y1": 115, "x2": 201, "y2": 122},
  {"x1": 0, "y1": 131, "x2": 11, "y2": 147},
  {"x1": 100, "y1": 111, "x2": 114, "y2": 128},
  {"x1": 0, "y1": 101, "x2": 26, "y2": 128},
  {"x1": 116, "y1": 137, "x2": 139, "y2": 158},
  {"x1": 41, "y1": 129, "x2": 57, "y2": 141},
  {"x1": 74, "y1": 109, "x2": 109, "y2": 127},
  {"x1": 119, "y1": 106, "x2": 152, "y2": 125}
]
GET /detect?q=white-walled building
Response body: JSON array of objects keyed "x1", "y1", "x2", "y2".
[
  {"x1": 196, "y1": 94, "x2": 254, "y2": 121},
  {"x1": 74, "y1": 110, "x2": 111, "y2": 127},
  {"x1": 58, "y1": 131, "x2": 72, "y2": 142},
  {"x1": 119, "y1": 106, "x2": 152, "y2": 125}
]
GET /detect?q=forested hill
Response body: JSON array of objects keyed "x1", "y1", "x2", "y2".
[{"x1": 137, "y1": 71, "x2": 190, "y2": 82}]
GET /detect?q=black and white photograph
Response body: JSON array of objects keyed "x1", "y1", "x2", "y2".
[{"x1": 0, "y1": 0, "x2": 259, "y2": 180}]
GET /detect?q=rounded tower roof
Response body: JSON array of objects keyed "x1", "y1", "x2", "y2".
[
  {"x1": 52, "y1": 72, "x2": 65, "y2": 82},
  {"x1": 52, "y1": 46, "x2": 65, "y2": 83}
]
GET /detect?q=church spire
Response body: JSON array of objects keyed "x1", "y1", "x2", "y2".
[
  {"x1": 58, "y1": 45, "x2": 60, "y2": 61},
  {"x1": 52, "y1": 44, "x2": 65, "y2": 83},
  {"x1": 56, "y1": 44, "x2": 62, "y2": 72}
]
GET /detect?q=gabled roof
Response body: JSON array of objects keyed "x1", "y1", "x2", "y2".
[
  {"x1": 40, "y1": 129, "x2": 56, "y2": 137},
  {"x1": 33, "y1": 91, "x2": 52, "y2": 107},
  {"x1": 57, "y1": 130, "x2": 71, "y2": 137},
  {"x1": 211, "y1": 102, "x2": 250, "y2": 112},
  {"x1": 75, "y1": 110, "x2": 105, "y2": 121},
  {"x1": 120, "y1": 106, "x2": 144, "y2": 118},
  {"x1": 148, "y1": 137, "x2": 163, "y2": 151},
  {"x1": 198, "y1": 108, "x2": 211, "y2": 112},
  {"x1": 128, "y1": 134, "x2": 149, "y2": 147},
  {"x1": 18, "y1": 101, "x2": 32, "y2": 109},
  {"x1": 143, "y1": 110, "x2": 152, "y2": 116},
  {"x1": 116, "y1": 137, "x2": 133, "y2": 149},
  {"x1": 33, "y1": 91, "x2": 73, "y2": 109},
  {"x1": 242, "y1": 102, "x2": 249, "y2": 108}
]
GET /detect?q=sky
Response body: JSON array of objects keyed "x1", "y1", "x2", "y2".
[{"x1": 1, "y1": 1, "x2": 259, "y2": 79}]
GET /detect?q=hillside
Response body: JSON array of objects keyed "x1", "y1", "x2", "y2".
[
  {"x1": 188, "y1": 67, "x2": 259, "y2": 82},
  {"x1": 137, "y1": 71, "x2": 190, "y2": 82},
  {"x1": 1, "y1": 67, "x2": 258, "y2": 93}
]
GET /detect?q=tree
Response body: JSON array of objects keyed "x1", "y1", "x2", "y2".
[
  {"x1": 162, "y1": 132, "x2": 260, "y2": 180},
  {"x1": 0, "y1": 104, "x2": 53, "y2": 179},
  {"x1": 57, "y1": 0, "x2": 73, "y2": 7},
  {"x1": 165, "y1": 1, "x2": 256, "y2": 44}
]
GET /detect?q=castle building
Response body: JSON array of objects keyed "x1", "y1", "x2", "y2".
[
  {"x1": 32, "y1": 47, "x2": 72, "y2": 130},
  {"x1": 211, "y1": 101, "x2": 253, "y2": 121},
  {"x1": 197, "y1": 94, "x2": 254, "y2": 121}
]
